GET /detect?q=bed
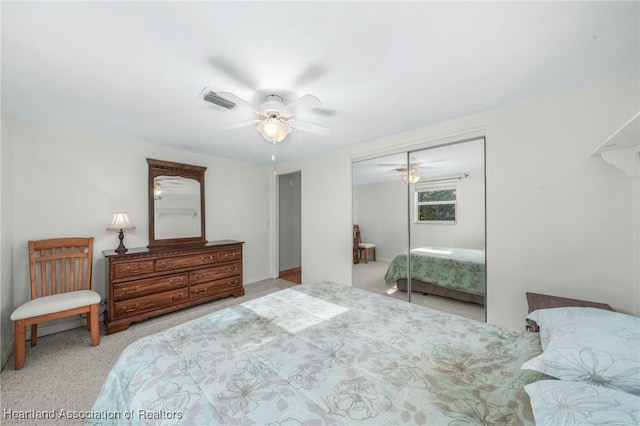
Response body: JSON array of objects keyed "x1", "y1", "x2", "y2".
[
  {"x1": 89, "y1": 281, "x2": 545, "y2": 425},
  {"x1": 384, "y1": 247, "x2": 486, "y2": 305}
]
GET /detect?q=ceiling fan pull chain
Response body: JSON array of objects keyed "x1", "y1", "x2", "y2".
[{"x1": 272, "y1": 143, "x2": 277, "y2": 175}]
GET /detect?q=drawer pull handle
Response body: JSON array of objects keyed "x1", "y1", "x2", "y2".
[
  {"x1": 121, "y1": 303, "x2": 139, "y2": 313},
  {"x1": 194, "y1": 273, "x2": 205, "y2": 280},
  {"x1": 127, "y1": 265, "x2": 142, "y2": 273},
  {"x1": 169, "y1": 278, "x2": 183, "y2": 285},
  {"x1": 171, "y1": 294, "x2": 183, "y2": 301},
  {"x1": 227, "y1": 267, "x2": 237, "y2": 273},
  {"x1": 124, "y1": 286, "x2": 139, "y2": 294},
  {"x1": 228, "y1": 280, "x2": 238, "y2": 287},
  {"x1": 193, "y1": 288, "x2": 207, "y2": 294},
  {"x1": 201, "y1": 255, "x2": 214, "y2": 262},
  {"x1": 160, "y1": 261, "x2": 175, "y2": 268}
]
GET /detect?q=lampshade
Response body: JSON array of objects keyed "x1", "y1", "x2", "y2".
[
  {"x1": 256, "y1": 116, "x2": 292, "y2": 143},
  {"x1": 107, "y1": 212, "x2": 135, "y2": 231}
]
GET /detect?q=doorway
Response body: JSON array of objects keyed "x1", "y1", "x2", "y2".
[{"x1": 278, "y1": 171, "x2": 302, "y2": 284}]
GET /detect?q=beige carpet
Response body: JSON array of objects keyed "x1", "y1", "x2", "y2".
[
  {"x1": 353, "y1": 259, "x2": 485, "y2": 322},
  {"x1": 0, "y1": 279, "x2": 296, "y2": 426}
]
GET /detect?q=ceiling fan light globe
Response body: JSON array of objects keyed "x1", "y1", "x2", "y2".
[{"x1": 257, "y1": 118, "x2": 291, "y2": 143}]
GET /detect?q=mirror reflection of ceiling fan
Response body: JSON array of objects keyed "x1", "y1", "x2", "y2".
[
  {"x1": 199, "y1": 88, "x2": 330, "y2": 144},
  {"x1": 378, "y1": 162, "x2": 422, "y2": 183},
  {"x1": 378, "y1": 160, "x2": 447, "y2": 184},
  {"x1": 154, "y1": 176, "x2": 199, "y2": 200}
]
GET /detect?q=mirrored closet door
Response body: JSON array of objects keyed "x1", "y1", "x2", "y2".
[
  {"x1": 352, "y1": 138, "x2": 486, "y2": 320},
  {"x1": 352, "y1": 152, "x2": 409, "y2": 301}
]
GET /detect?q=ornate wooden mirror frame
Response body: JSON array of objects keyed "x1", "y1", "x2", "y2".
[{"x1": 147, "y1": 158, "x2": 207, "y2": 249}]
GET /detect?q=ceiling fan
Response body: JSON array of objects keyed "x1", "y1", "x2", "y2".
[{"x1": 200, "y1": 88, "x2": 330, "y2": 144}]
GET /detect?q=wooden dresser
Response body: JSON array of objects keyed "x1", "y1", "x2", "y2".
[{"x1": 104, "y1": 240, "x2": 244, "y2": 334}]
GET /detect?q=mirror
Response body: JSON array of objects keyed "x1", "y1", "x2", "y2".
[
  {"x1": 147, "y1": 158, "x2": 207, "y2": 248},
  {"x1": 351, "y1": 138, "x2": 486, "y2": 321}
]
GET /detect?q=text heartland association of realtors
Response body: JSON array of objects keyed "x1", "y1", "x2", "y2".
[{"x1": 3, "y1": 408, "x2": 183, "y2": 420}]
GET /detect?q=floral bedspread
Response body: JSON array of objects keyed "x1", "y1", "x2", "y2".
[
  {"x1": 89, "y1": 281, "x2": 543, "y2": 425},
  {"x1": 384, "y1": 247, "x2": 486, "y2": 296}
]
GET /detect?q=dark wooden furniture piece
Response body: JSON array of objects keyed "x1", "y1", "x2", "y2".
[
  {"x1": 525, "y1": 291, "x2": 615, "y2": 332},
  {"x1": 11, "y1": 238, "x2": 100, "y2": 370},
  {"x1": 104, "y1": 240, "x2": 244, "y2": 334},
  {"x1": 352, "y1": 227, "x2": 359, "y2": 264}
]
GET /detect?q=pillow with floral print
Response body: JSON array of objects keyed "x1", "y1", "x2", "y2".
[
  {"x1": 525, "y1": 380, "x2": 640, "y2": 426},
  {"x1": 521, "y1": 307, "x2": 640, "y2": 395}
]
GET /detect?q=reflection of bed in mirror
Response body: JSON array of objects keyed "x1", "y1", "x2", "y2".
[{"x1": 384, "y1": 247, "x2": 485, "y2": 305}]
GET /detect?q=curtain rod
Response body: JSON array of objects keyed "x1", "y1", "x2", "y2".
[{"x1": 420, "y1": 173, "x2": 469, "y2": 183}]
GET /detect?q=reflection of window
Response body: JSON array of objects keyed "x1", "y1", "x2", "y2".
[{"x1": 415, "y1": 184, "x2": 457, "y2": 223}]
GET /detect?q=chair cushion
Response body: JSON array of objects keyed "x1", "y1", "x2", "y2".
[
  {"x1": 10, "y1": 290, "x2": 101, "y2": 320},
  {"x1": 359, "y1": 243, "x2": 376, "y2": 249}
]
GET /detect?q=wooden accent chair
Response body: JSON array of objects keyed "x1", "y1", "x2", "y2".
[
  {"x1": 353, "y1": 225, "x2": 376, "y2": 263},
  {"x1": 10, "y1": 237, "x2": 100, "y2": 370}
]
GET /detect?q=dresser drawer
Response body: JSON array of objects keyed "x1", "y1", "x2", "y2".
[
  {"x1": 113, "y1": 274, "x2": 188, "y2": 301},
  {"x1": 113, "y1": 260, "x2": 155, "y2": 280},
  {"x1": 190, "y1": 262, "x2": 241, "y2": 284},
  {"x1": 190, "y1": 277, "x2": 242, "y2": 301},
  {"x1": 155, "y1": 253, "x2": 217, "y2": 272},
  {"x1": 218, "y1": 247, "x2": 241, "y2": 262},
  {"x1": 113, "y1": 288, "x2": 188, "y2": 320}
]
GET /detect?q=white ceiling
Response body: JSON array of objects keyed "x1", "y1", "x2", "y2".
[{"x1": 2, "y1": 2, "x2": 638, "y2": 166}]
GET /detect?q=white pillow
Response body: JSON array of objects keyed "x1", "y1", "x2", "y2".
[
  {"x1": 522, "y1": 307, "x2": 640, "y2": 395},
  {"x1": 525, "y1": 380, "x2": 640, "y2": 426}
]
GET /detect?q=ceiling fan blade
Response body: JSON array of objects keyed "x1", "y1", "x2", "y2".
[
  {"x1": 216, "y1": 92, "x2": 264, "y2": 116},
  {"x1": 281, "y1": 94, "x2": 321, "y2": 117},
  {"x1": 209, "y1": 57, "x2": 257, "y2": 90},
  {"x1": 292, "y1": 120, "x2": 330, "y2": 135},
  {"x1": 220, "y1": 119, "x2": 260, "y2": 130}
]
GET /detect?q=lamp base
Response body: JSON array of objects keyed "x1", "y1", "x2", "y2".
[{"x1": 114, "y1": 230, "x2": 128, "y2": 254}]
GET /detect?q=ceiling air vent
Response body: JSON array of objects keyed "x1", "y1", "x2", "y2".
[{"x1": 200, "y1": 88, "x2": 236, "y2": 110}]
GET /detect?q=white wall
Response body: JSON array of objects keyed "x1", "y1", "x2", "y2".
[
  {"x1": 353, "y1": 181, "x2": 407, "y2": 260},
  {"x1": 278, "y1": 71, "x2": 640, "y2": 330},
  {"x1": 1, "y1": 118, "x2": 274, "y2": 367},
  {"x1": 1, "y1": 109, "x2": 15, "y2": 365}
]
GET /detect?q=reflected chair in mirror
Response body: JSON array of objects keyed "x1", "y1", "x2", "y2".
[
  {"x1": 353, "y1": 224, "x2": 376, "y2": 263},
  {"x1": 10, "y1": 237, "x2": 101, "y2": 370}
]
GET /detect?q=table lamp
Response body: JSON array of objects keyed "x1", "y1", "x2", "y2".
[{"x1": 107, "y1": 212, "x2": 135, "y2": 254}]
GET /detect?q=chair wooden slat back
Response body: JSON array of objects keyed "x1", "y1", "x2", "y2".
[
  {"x1": 354, "y1": 225, "x2": 362, "y2": 245},
  {"x1": 353, "y1": 224, "x2": 376, "y2": 263},
  {"x1": 29, "y1": 238, "x2": 94, "y2": 299}
]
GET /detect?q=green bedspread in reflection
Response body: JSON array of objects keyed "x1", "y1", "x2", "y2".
[
  {"x1": 384, "y1": 247, "x2": 486, "y2": 296},
  {"x1": 90, "y1": 280, "x2": 542, "y2": 425}
]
